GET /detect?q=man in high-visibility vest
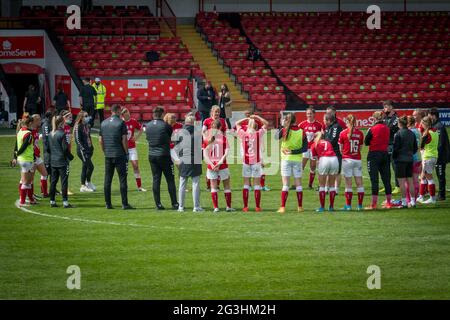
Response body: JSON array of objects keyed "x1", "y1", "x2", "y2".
[{"x1": 92, "y1": 77, "x2": 107, "y2": 125}]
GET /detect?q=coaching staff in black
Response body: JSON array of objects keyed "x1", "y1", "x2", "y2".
[
  {"x1": 99, "y1": 104, "x2": 134, "y2": 210},
  {"x1": 79, "y1": 77, "x2": 97, "y2": 127},
  {"x1": 146, "y1": 106, "x2": 178, "y2": 210}
]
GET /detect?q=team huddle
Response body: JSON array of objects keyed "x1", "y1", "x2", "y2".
[{"x1": 12, "y1": 101, "x2": 449, "y2": 212}]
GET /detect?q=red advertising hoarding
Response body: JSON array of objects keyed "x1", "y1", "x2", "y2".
[{"x1": 0, "y1": 36, "x2": 44, "y2": 59}]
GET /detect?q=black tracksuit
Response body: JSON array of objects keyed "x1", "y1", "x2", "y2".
[
  {"x1": 41, "y1": 118, "x2": 52, "y2": 174},
  {"x1": 47, "y1": 128, "x2": 74, "y2": 202},
  {"x1": 433, "y1": 119, "x2": 450, "y2": 199},
  {"x1": 100, "y1": 115, "x2": 129, "y2": 207},
  {"x1": 145, "y1": 118, "x2": 178, "y2": 207},
  {"x1": 365, "y1": 122, "x2": 392, "y2": 195},
  {"x1": 385, "y1": 112, "x2": 399, "y2": 187},
  {"x1": 392, "y1": 128, "x2": 418, "y2": 178},
  {"x1": 324, "y1": 120, "x2": 343, "y2": 172},
  {"x1": 74, "y1": 122, "x2": 94, "y2": 185}
]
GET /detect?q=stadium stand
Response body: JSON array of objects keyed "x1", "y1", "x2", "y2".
[
  {"x1": 18, "y1": 5, "x2": 204, "y2": 121},
  {"x1": 197, "y1": 11, "x2": 450, "y2": 111}
]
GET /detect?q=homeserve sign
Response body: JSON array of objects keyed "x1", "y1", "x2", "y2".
[{"x1": 0, "y1": 40, "x2": 38, "y2": 58}]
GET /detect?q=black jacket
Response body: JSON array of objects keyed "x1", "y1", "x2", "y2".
[
  {"x1": 384, "y1": 112, "x2": 399, "y2": 145},
  {"x1": 393, "y1": 128, "x2": 418, "y2": 162},
  {"x1": 74, "y1": 123, "x2": 94, "y2": 159},
  {"x1": 324, "y1": 121, "x2": 343, "y2": 157},
  {"x1": 41, "y1": 118, "x2": 52, "y2": 165},
  {"x1": 173, "y1": 124, "x2": 202, "y2": 178},
  {"x1": 100, "y1": 115, "x2": 127, "y2": 158},
  {"x1": 145, "y1": 118, "x2": 172, "y2": 157},
  {"x1": 197, "y1": 86, "x2": 216, "y2": 113},
  {"x1": 47, "y1": 128, "x2": 73, "y2": 167},
  {"x1": 433, "y1": 119, "x2": 450, "y2": 164}
]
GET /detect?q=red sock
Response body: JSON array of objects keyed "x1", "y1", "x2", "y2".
[
  {"x1": 211, "y1": 191, "x2": 218, "y2": 208},
  {"x1": 296, "y1": 191, "x2": 303, "y2": 207},
  {"x1": 136, "y1": 178, "x2": 142, "y2": 188},
  {"x1": 329, "y1": 189, "x2": 336, "y2": 208},
  {"x1": 19, "y1": 182, "x2": 22, "y2": 194},
  {"x1": 27, "y1": 188, "x2": 34, "y2": 201},
  {"x1": 19, "y1": 187, "x2": 26, "y2": 204},
  {"x1": 243, "y1": 188, "x2": 249, "y2": 208},
  {"x1": 420, "y1": 183, "x2": 427, "y2": 196},
  {"x1": 319, "y1": 190, "x2": 326, "y2": 208},
  {"x1": 429, "y1": 183, "x2": 436, "y2": 197},
  {"x1": 281, "y1": 190, "x2": 288, "y2": 207},
  {"x1": 358, "y1": 192, "x2": 364, "y2": 206},
  {"x1": 372, "y1": 195, "x2": 378, "y2": 207},
  {"x1": 255, "y1": 189, "x2": 261, "y2": 208},
  {"x1": 206, "y1": 178, "x2": 211, "y2": 189},
  {"x1": 345, "y1": 191, "x2": 353, "y2": 206},
  {"x1": 309, "y1": 172, "x2": 315, "y2": 187},
  {"x1": 224, "y1": 191, "x2": 232, "y2": 208},
  {"x1": 40, "y1": 179, "x2": 48, "y2": 196},
  {"x1": 260, "y1": 175, "x2": 265, "y2": 187},
  {"x1": 386, "y1": 194, "x2": 392, "y2": 205}
]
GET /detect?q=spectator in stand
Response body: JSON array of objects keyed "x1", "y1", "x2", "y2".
[
  {"x1": 247, "y1": 44, "x2": 261, "y2": 62},
  {"x1": 197, "y1": 81, "x2": 216, "y2": 123},
  {"x1": 218, "y1": 83, "x2": 232, "y2": 130},
  {"x1": 364, "y1": 111, "x2": 393, "y2": 210},
  {"x1": 79, "y1": 77, "x2": 97, "y2": 127},
  {"x1": 429, "y1": 107, "x2": 450, "y2": 201},
  {"x1": 23, "y1": 85, "x2": 41, "y2": 116},
  {"x1": 53, "y1": 86, "x2": 71, "y2": 114},
  {"x1": 383, "y1": 100, "x2": 400, "y2": 195},
  {"x1": 392, "y1": 116, "x2": 418, "y2": 208}
]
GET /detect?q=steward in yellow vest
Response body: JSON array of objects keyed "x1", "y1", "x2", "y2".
[{"x1": 92, "y1": 77, "x2": 107, "y2": 125}]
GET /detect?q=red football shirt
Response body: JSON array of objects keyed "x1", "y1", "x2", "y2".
[
  {"x1": 203, "y1": 117, "x2": 227, "y2": 134},
  {"x1": 338, "y1": 128, "x2": 364, "y2": 160},
  {"x1": 125, "y1": 118, "x2": 142, "y2": 149},
  {"x1": 298, "y1": 120, "x2": 323, "y2": 148},
  {"x1": 311, "y1": 140, "x2": 336, "y2": 159},
  {"x1": 237, "y1": 128, "x2": 265, "y2": 165},
  {"x1": 203, "y1": 134, "x2": 229, "y2": 170},
  {"x1": 31, "y1": 128, "x2": 41, "y2": 157}
]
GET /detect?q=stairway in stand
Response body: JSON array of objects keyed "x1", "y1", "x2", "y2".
[{"x1": 177, "y1": 24, "x2": 251, "y2": 112}]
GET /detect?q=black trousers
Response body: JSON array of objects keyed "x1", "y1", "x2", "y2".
[
  {"x1": 367, "y1": 151, "x2": 392, "y2": 196},
  {"x1": 436, "y1": 162, "x2": 447, "y2": 198},
  {"x1": 77, "y1": 150, "x2": 94, "y2": 185},
  {"x1": 388, "y1": 145, "x2": 399, "y2": 187},
  {"x1": 93, "y1": 108, "x2": 105, "y2": 125},
  {"x1": 149, "y1": 155, "x2": 178, "y2": 206},
  {"x1": 104, "y1": 156, "x2": 128, "y2": 206},
  {"x1": 50, "y1": 165, "x2": 69, "y2": 202}
]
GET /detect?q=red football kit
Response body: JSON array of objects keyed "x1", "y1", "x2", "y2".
[
  {"x1": 237, "y1": 128, "x2": 265, "y2": 165},
  {"x1": 311, "y1": 140, "x2": 336, "y2": 159},
  {"x1": 31, "y1": 128, "x2": 41, "y2": 158},
  {"x1": 338, "y1": 128, "x2": 364, "y2": 160},
  {"x1": 203, "y1": 117, "x2": 227, "y2": 134},
  {"x1": 298, "y1": 120, "x2": 323, "y2": 149},
  {"x1": 203, "y1": 134, "x2": 229, "y2": 170},
  {"x1": 125, "y1": 118, "x2": 142, "y2": 149}
]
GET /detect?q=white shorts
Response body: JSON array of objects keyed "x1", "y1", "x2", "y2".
[
  {"x1": 302, "y1": 149, "x2": 316, "y2": 160},
  {"x1": 318, "y1": 156, "x2": 339, "y2": 175},
  {"x1": 423, "y1": 158, "x2": 437, "y2": 174},
  {"x1": 207, "y1": 168, "x2": 230, "y2": 180},
  {"x1": 281, "y1": 160, "x2": 303, "y2": 178},
  {"x1": 242, "y1": 163, "x2": 262, "y2": 178},
  {"x1": 34, "y1": 156, "x2": 44, "y2": 166},
  {"x1": 342, "y1": 158, "x2": 363, "y2": 178},
  {"x1": 128, "y1": 148, "x2": 138, "y2": 161},
  {"x1": 18, "y1": 161, "x2": 34, "y2": 173}
]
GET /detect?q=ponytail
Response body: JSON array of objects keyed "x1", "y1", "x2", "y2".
[
  {"x1": 52, "y1": 115, "x2": 64, "y2": 135},
  {"x1": 346, "y1": 114, "x2": 356, "y2": 139},
  {"x1": 283, "y1": 112, "x2": 296, "y2": 141}
]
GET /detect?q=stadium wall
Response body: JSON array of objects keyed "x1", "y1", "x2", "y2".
[{"x1": 0, "y1": 29, "x2": 80, "y2": 110}]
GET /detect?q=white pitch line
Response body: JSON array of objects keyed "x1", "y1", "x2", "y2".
[{"x1": 14, "y1": 200, "x2": 292, "y2": 237}]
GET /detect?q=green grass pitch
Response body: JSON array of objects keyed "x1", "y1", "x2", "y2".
[{"x1": 0, "y1": 128, "x2": 450, "y2": 299}]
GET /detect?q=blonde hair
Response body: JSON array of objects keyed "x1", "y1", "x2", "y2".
[
  {"x1": 372, "y1": 111, "x2": 384, "y2": 122},
  {"x1": 52, "y1": 115, "x2": 65, "y2": 134},
  {"x1": 421, "y1": 116, "x2": 432, "y2": 130},
  {"x1": 247, "y1": 118, "x2": 257, "y2": 132},
  {"x1": 346, "y1": 114, "x2": 356, "y2": 139},
  {"x1": 17, "y1": 114, "x2": 33, "y2": 133},
  {"x1": 210, "y1": 105, "x2": 220, "y2": 117},
  {"x1": 164, "y1": 113, "x2": 176, "y2": 124}
]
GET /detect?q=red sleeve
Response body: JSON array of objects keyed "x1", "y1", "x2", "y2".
[
  {"x1": 134, "y1": 119, "x2": 142, "y2": 130},
  {"x1": 338, "y1": 130, "x2": 344, "y2": 144}
]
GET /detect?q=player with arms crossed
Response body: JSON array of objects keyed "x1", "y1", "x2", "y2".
[
  {"x1": 121, "y1": 108, "x2": 146, "y2": 192},
  {"x1": 299, "y1": 107, "x2": 323, "y2": 189},
  {"x1": 236, "y1": 114, "x2": 268, "y2": 212},
  {"x1": 203, "y1": 119, "x2": 234, "y2": 212},
  {"x1": 338, "y1": 114, "x2": 365, "y2": 211}
]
